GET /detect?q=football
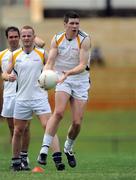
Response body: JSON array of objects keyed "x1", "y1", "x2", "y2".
[{"x1": 38, "y1": 70, "x2": 58, "y2": 90}]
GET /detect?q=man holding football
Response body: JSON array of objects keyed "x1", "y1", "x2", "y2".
[
  {"x1": 2, "y1": 25, "x2": 65, "y2": 171},
  {"x1": 38, "y1": 11, "x2": 91, "y2": 168}
]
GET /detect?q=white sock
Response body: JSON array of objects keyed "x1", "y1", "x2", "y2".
[
  {"x1": 64, "y1": 137, "x2": 74, "y2": 152},
  {"x1": 40, "y1": 134, "x2": 53, "y2": 154}
]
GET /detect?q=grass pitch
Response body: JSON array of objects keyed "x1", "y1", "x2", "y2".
[
  {"x1": 0, "y1": 154, "x2": 136, "y2": 180},
  {"x1": 0, "y1": 110, "x2": 136, "y2": 179}
]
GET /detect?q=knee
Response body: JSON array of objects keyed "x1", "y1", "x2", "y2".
[
  {"x1": 14, "y1": 126, "x2": 24, "y2": 137},
  {"x1": 54, "y1": 110, "x2": 64, "y2": 120},
  {"x1": 72, "y1": 115, "x2": 83, "y2": 128}
]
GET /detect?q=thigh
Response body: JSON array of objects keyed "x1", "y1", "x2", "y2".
[
  {"x1": 14, "y1": 118, "x2": 29, "y2": 130},
  {"x1": 55, "y1": 81, "x2": 71, "y2": 112},
  {"x1": 37, "y1": 113, "x2": 51, "y2": 129}
]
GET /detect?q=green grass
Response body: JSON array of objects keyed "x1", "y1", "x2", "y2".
[
  {"x1": 0, "y1": 110, "x2": 136, "y2": 179},
  {"x1": 0, "y1": 154, "x2": 136, "y2": 180}
]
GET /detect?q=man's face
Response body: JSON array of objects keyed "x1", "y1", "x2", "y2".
[
  {"x1": 64, "y1": 18, "x2": 80, "y2": 34},
  {"x1": 7, "y1": 31, "x2": 20, "y2": 50},
  {"x1": 20, "y1": 29, "x2": 35, "y2": 48}
]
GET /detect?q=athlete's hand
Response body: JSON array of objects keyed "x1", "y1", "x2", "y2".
[
  {"x1": 58, "y1": 71, "x2": 68, "y2": 83},
  {"x1": 8, "y1": 74, "x2": 16, "y2": 82}
]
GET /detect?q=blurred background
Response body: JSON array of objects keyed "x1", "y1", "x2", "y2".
[{"x1": 0, "y1": 0, "x2": 136, "y2": 155}]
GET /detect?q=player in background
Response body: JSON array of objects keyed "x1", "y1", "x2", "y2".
[
  {"x1": 0, "y1": 26, "x2": 30, "y2": 170},
  {"x1": 0, "y1": 26, "x2": 47, "y2": 170},
  {"x1": 37, "y1": 11, "x2": 91, "y2": 168},
  {"x1": 2, "y1": 25, "x2": 65, "y2": 171}
]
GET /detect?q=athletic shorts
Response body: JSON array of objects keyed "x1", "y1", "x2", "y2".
[
  {"x1": 56, "y1": 77, "x2": 90, "y2": 100},
  {"x1": 14, "y1": 98, "x2": 51, "y2": 120},
  {"x1": 1, "y1": 96, "x2": 15, "y2": 118}
]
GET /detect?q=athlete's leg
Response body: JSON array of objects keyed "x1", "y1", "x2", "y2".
[
  {"x1": 21, "y1": 121, "x2": 30, "y2": 152},
  {"x1": 38, "y1": 92, "x2": 70, "y2": 156},
  {"x1": 46, "y1": 91, "x2": 70, "y2": 136},
  {"x1": 20, "y1": 121, "x2": 31, "y2": 170},
  {"x1": 12, "y1": 119, "x2": 29, "y2": 157},
  {"x1": 64, "y1": 98, "x2": 87, "y2": 167},
  {"x1": 38, "y1": 113, "x2": 61, "y2": 152},
  {"x1": 11, "y1": 119, "x2": 29, "y2": 171},
  {"x1": 6, "y1": 117, "x2": 14, "y2": 143},
  {"x1": 68, "y1": 98, "x2": 87, "y2": 140},
  {"x1": 38, "y1": 113, "x2": 65, "y2": 170}
]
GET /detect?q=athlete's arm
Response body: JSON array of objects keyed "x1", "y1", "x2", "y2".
[
  {"x1": 2, "y1": 55, "x2": 16, "y2": 81},
  {"x1": 59, "y1": 36, "x2": 91, "y2": 82},
  {"x1": 43, "y1": 49, "x2": 48, "y2": 65},
  {"x1": 69, "y1": 36, "x2": 90, "y2": 75},
  {"x1": 43, "y1": 36, "x2": 58, "y2": 70}
]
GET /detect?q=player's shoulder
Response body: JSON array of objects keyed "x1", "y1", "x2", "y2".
[
  {"x1": 34, "y1": 46, "x2": 44, "y2": 50},
  {"x1": 78, "y1": 30, "x2": 91, "y2": 45},
  {"x1": 0, "y1": 49, "x2": 9, "y2": 66},
  {"x1": 53, "y1": 31, "x2": 65, "y2": 45},
  {"x1": 34, "y1": 46, "x2": 45, "y2": 54},
  {"x1": 78, "y1": 30, "x2": 89, "y2": 38},
  {"x1": 55, "y1": 31, "x2": 65, "y2": 38},
  {"x1": 0, "y1": 48, "x2": 9, "y2": 56},
  {"x1": 13, "y1": 47, "x2": 22, "y2": 55},
  {"x1": 34, "y1": 47, "x2": 46, "y2": 62}
]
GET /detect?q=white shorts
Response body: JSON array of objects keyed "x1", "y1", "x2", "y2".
[
  {"x1": 1, "y1": 96, "x2": 15, "y2": 118},
  {"x1": 14, "y1": 98, "x2": 51, "y2": 120},
  {"x1": 56, "y1": 77, "x2": 90, "y2": 100}
]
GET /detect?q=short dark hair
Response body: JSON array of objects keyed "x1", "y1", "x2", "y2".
[
  {"x1": 64, "y1": 11, "x2": 80, "y2": 23},
  {"x1": 5, "y1": 26, "x2": 20, "y2": 38}
]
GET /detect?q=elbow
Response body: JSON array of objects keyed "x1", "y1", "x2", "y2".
[{"x1": 81, "y1": 65, "x2": 87, "y2": 72}]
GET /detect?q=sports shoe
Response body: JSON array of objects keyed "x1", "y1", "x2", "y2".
[
  {"x1": 11, "y1": 164, "x2": 22, "y2": 171},
  {"x1": 64, "y1": 151, "x2": 76, "y2": 168},
  {"x1": 52, "y1": 152, "x2": 65, "y2": 171},
  {"x1": 21, "y1": 158, "x2": 31, "y2": 171},
  {"x1": 20, "y1": 152, "x2": 30, "y2": 170},
  {"x1": 55, "y1": 162, "x2": 65, "y2": 171},
  {"x1": 37, "y1": 153, "x2": 47, "y2": 165},
  {"x1": 11, "y1": 158, "x2": 22, "y2": 171}
]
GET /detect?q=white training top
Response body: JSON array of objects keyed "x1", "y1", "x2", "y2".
[
  {"x1": 54, "y1": 30, "x2": 90, "y2": 80},
  {"x1": 0, "y1": 49, "x2": 16, "y2": 97},
  {"x1": 12, "y1": 47, "x2": 48, "y2": 100}
]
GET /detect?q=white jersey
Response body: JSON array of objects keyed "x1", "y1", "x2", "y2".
[
  {"x1": 54, "y1": 30, "x2": 90, "y2": 80},
  {"x1": 12, "y1": 47, "x2": 48, "y2": 100},
  {"x1": 0, "y1": 49, "x2": 16, "y2": 97}
]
